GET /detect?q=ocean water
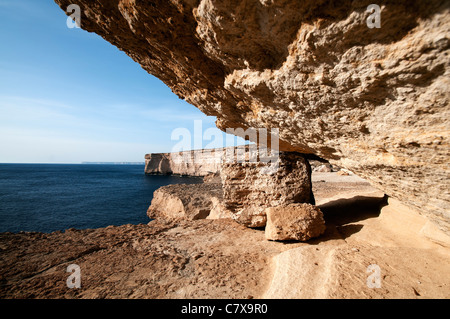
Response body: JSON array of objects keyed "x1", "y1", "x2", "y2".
[{"x1": 0, "y1": 164, "x2": 203, "y2": 233}]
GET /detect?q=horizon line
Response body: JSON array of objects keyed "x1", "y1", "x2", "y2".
[{"x1": 0, "y1": 162, "x2": 145, "y2": 165}]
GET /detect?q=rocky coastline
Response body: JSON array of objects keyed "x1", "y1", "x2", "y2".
[
  {"x1": 1, "y1": 0, "x2": 449, "y2": 300},
  {"x1": 55, "y1": 0, "x2": 450, "y2": 235},
  {"x1": 1, "y1": 153, "x2": 449, "y2": 298}
]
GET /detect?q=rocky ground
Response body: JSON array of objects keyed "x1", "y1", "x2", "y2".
[{"x1": 1, "y1": 172, "x2": 449, "y2": 299}]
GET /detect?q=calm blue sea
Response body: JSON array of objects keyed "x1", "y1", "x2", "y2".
[{"x1": 0, "y1": 164, "x2": 202, "y2": 233}]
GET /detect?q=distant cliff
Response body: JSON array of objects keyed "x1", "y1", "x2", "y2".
[
  {"x1": 145, "y1": 149, "x2": 225, "y2": 176},
  {"x1": 145, "y1": 146, "x2": 331, "y2": 176},
  {"x1": 145, "y1": 146, "x2": 263, "y2": 176}
]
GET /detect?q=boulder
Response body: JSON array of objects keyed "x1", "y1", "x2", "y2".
[
  {"x1": 221, "y1": 152, "x2": 314, "y2": 227},
  {"x1": 265, "y1": 203, "x2": 326, "y2": 241},
  {"x1": 147, "y1": 183, "x2": 227, "y2": 221}
]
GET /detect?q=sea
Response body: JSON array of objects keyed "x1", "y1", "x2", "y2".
[{"x1": 0, "y1": 164, "x2": 203, "y2": 233}]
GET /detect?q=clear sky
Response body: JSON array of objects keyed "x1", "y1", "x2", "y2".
[{"x1": 0, "y1": 0, "x2": 243, "y2": 163}]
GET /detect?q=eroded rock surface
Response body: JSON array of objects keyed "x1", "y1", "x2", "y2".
[
  {"x1": 221, "y1": 152, "x2": 314, "y2": 227},
  {"x1": 265, "y1": 203, "x2": 326, "y2": 241},
  {"x1": 54, "y1": 0, "x2": 450, "y2": 234},
  {"x1": 145, "y1": 150, "x2": 222, "y2": 176},
  {"x1": 147, "y1": 182, "x2": 230, "y2": 221},
  {"x1": 0, "y1": 220, "x2": 285, "y2": 299}
]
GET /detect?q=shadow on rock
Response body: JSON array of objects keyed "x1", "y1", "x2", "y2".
[{"x1": 316, "y1": 194, "x2": 388, "y2": 240}]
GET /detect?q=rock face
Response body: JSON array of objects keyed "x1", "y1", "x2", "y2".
[
  {"x1": 147, "y1": 150, "x2": 313, "y2": 227},
  {"x1": 265, "y1": 203, "x2": 326, "y2": 241},
  {"x1": 146, "y1": 147, "x2": 328, "y2": 176},
  {"x1": 221, "y1": 152, "x2": 313, "y2": 227},
  {"x1": 54, "y1": 0, "x2": 450, "y2": 234},
  {"x1": 147, "y1": 182, "x2": 230, "y2": 221},
  {"x1": 145, "y1": 150, "x2": 222, "y2": 176}
]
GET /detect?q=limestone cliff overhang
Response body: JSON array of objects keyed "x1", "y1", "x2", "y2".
[{"x1": 54, "y1": 0, "x2": 450, "y2": 234}]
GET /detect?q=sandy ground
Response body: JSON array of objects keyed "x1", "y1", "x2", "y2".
[
  {"x1": 0, "y1": 172, "x2": 449, "y2": 299},
  {"x1": 264, "y1": 172, "x2": 450, "y2": 298}
]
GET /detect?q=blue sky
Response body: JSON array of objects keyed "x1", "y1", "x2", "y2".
[{"x1": 0, "y1": 0, "x2": 242, "y2": 163}]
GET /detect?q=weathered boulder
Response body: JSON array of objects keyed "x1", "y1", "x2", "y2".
[
  {"x1": 221, "y1": 152, "x2": 314, "y2": 227},
  {"x1": 265, "y1": 203, "x2": 326, "y2": 241},
  {"x1": 147, "y1": 183, "x2": 229, "y2": 221},
  {"x1": 54, "y1": 0, "x2": 450, "y2": 234}
]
